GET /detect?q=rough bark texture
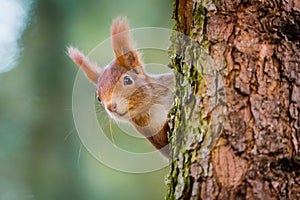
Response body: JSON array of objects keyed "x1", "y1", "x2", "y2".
[{"x1": 166, "y1": 0, "x2": 300, "y2": 199}]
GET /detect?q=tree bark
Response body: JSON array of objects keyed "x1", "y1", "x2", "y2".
[{"x1": 166, "y1": 0, "x2": 300, "y2": 199}]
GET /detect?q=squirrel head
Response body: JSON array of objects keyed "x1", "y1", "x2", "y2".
[
  {"x1": 68, "y1": 17, "x2": 174, "y2": 157},
  {"x1": 68, "y1": 17, "x2": 153, "y2": 121}
]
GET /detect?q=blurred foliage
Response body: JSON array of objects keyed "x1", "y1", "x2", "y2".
[{"x1": 0, "y1": 0, "x2": 173, "y2": 199}]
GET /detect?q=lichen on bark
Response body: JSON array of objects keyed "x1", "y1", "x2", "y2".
[
  {"x1": 166, "y1": 1, "x2": 226, "y2": 199},
  {"x1": 166, "y1": 0, "x2": 300, "y2": 199}
]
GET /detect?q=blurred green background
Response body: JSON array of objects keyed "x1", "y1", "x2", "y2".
[{"x1": 0, "y1": 0, "x2": 173, "y2": 200}]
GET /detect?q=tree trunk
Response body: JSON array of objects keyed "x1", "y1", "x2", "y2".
[{"x1": 166, "y1": 0, "x2": 300, "y2": 199}]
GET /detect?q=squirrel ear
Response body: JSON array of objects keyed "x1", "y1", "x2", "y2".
[
  {"x1": 67, "y1": 46, "x2": 100, "y2": 84},
  {"x1": 121, "y1": 47, "x2": 140, "y2": 68},
  {"x1": 111, "y1": 17, "x2": 142, "y2": 69}
]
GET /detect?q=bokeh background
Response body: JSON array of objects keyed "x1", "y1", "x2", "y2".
[{"x1": 0, "y1": 0, "x2": 173, "y2": 199}]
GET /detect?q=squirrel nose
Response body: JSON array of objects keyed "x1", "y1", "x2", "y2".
[{"x1": 107, "y1": 103, "x2": 117, "y2": 112}]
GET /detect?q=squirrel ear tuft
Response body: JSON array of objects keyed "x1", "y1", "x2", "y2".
[
  {"x1": 111, "y1": 17, "x2": 142, "y2": 69},
  {"x1": 67, "y1": 46, "x2": 100, "y2": 84}
]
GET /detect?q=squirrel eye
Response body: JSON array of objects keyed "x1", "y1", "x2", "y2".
[
  {"x1": 123, "y1": 75, "x2": 133, "y2": 85},
  {"x1": 97, "y1": 96, "x2": 101, "y2": 103}
]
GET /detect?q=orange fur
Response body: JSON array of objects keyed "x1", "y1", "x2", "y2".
[
  {"x1": 111, "y1": 17, "x2": 141, "y2": 68},
  {"x1": 97, "y1": 62, "x2": 127, "y2": 103},
  {"x1": 68, "y1": 17, "x2": 174, "y2": 158},
  {"x1": 67, "y1": 46, "x2": 100, "y2": 84}
]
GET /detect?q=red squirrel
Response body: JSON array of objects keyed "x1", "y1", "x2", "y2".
[{"x1": 68, "y1": 17, "x2": 174, "y2": 157}]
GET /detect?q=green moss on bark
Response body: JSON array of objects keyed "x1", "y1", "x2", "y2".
[{"x1": 166, "y1": 2, "x2": 214, "y2": 199}]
